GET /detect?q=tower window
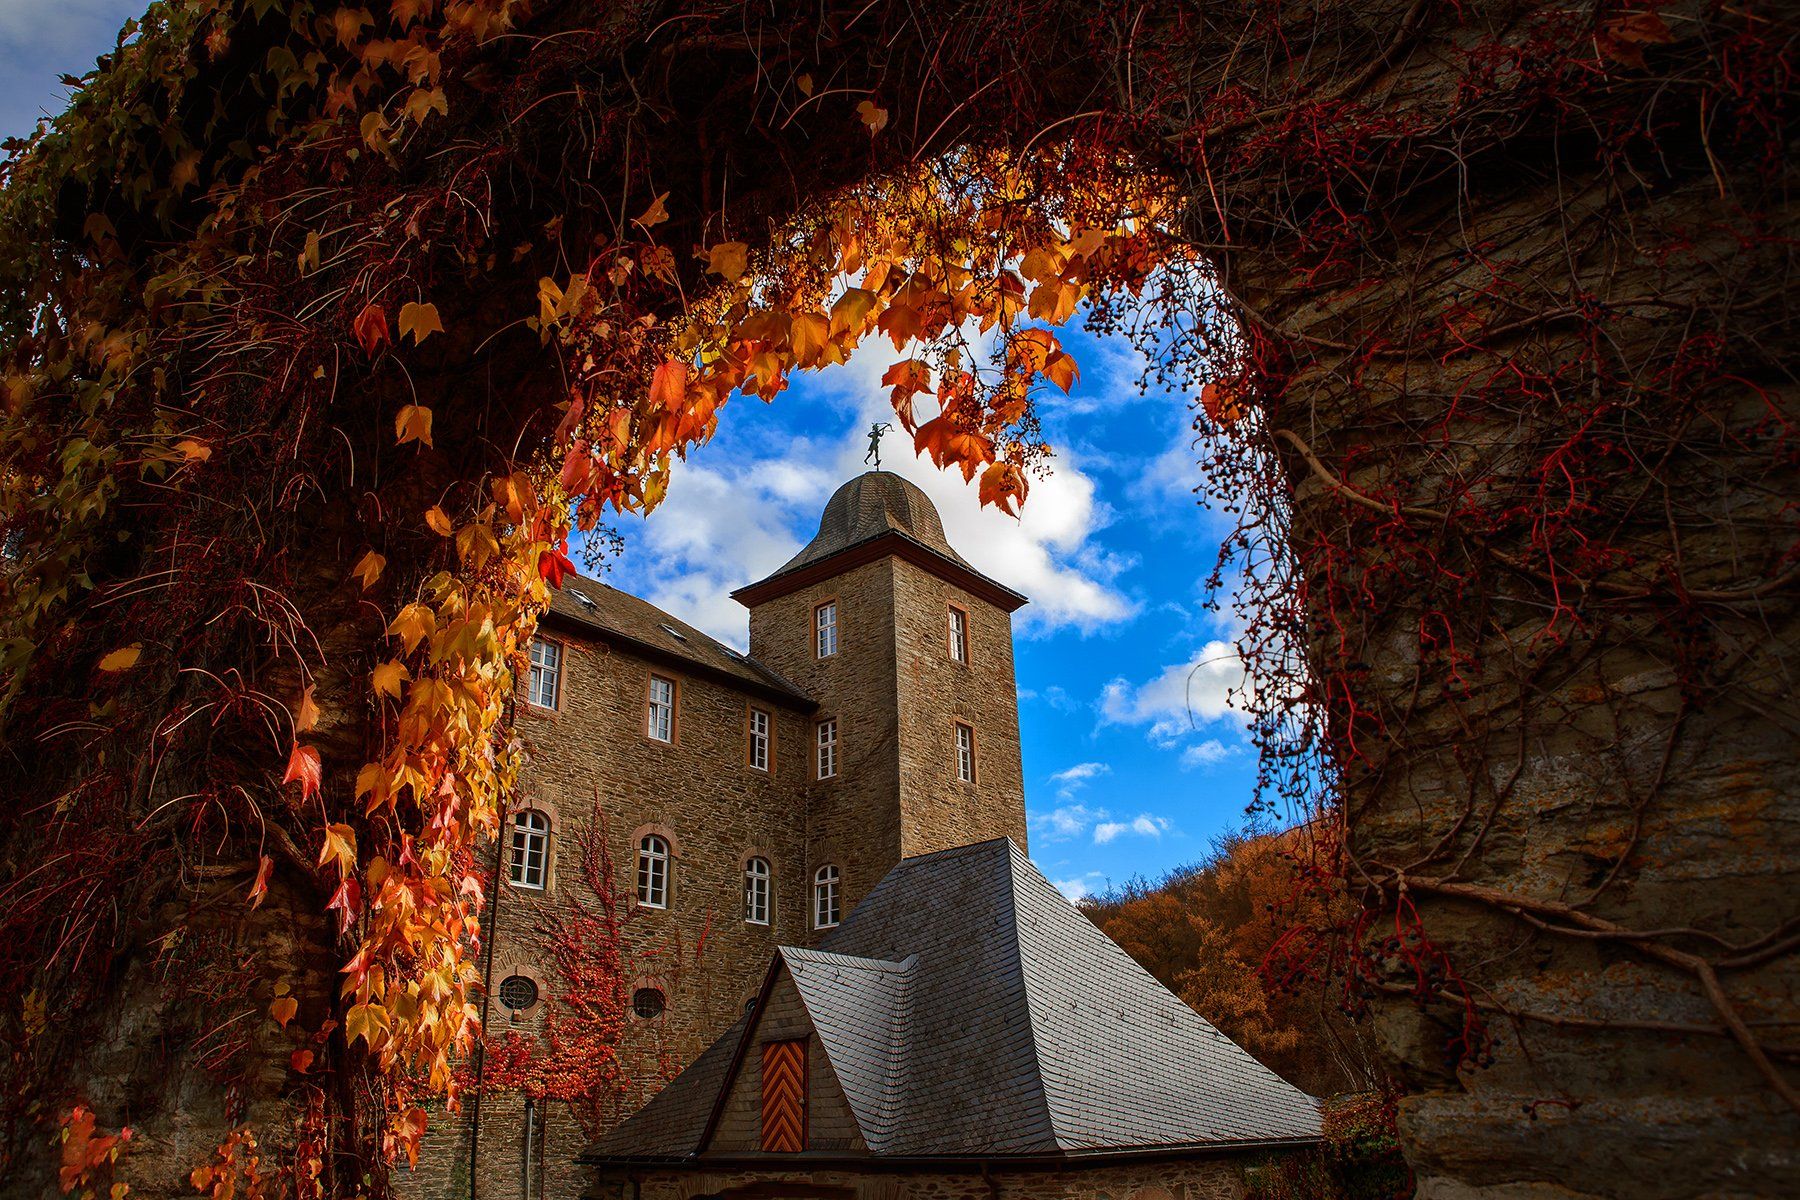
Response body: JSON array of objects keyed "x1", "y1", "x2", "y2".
[
  {"x1": 747, "y1": 707, "x2": 771, "y2": 771},
  {"x1": 815, "y1": 718, "x2": 838, "y2": 780},
  {"x1": 947, "y1": 605, "x2": 968, "y2": 663},
  {"x1": 813, "y1": 864, "x2": 841, "y2": 929},
  {"x1": 636, "y1": 834, "x2": 670, "y2": 908},
  {"x1": 744, "y1": 856, "x2": 771, "y2": 925},
  {"x1": 497, "y1": 974, "x2": 539, "y2": 1014},
  {"x1": 632, "y1": 987, "x2": 666, "y2": 1020},
  {"x1": 647, "y1": 674, "x2": 676, "y2": 743},
  {"x1": 955, "y1": 722, "x2": 977, "y2": 784},
  {"x1": 509, "y1": 810, "x2": 550, "y2": 889},
  {"x1": 527, "y1": 637, "x2": 562, "y2": 710},
  {"x1": 814, "y1": 600, "x2": 838, "y2": 658}
]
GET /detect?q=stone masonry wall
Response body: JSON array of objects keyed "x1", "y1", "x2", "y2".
[{"x1": 889, "y1": 557, "x2": 1028, "y2": 857}]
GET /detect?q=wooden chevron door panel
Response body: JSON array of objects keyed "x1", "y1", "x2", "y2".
[{"x1": 760, "y1": 1039, "x2": 808, "y2": 1152}]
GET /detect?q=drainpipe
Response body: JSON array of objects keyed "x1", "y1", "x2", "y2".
[
  {"x1": 523, "y1": 1096, "x2": 537, "y2": 1200},
  {"x1": 469, "y1": 819, "x2": 508, "y2": 1197}
]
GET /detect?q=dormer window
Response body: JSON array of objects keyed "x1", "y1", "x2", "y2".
[
  {"x1": 814, "y1": 600, "x2": 838, "y2": 658},
  {"x1": 947, "y1": 605, "x2": 968, "y2": 663}
]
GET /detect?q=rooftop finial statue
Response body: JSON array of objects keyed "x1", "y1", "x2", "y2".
[{"x1": 864, "y1": 421, "x2": 893, "y2": 471}]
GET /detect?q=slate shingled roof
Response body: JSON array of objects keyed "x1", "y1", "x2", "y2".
[
  {"x1": 544, "y1": 574, "x2": 811, "y2": 706},
  {"x1": 585, "y1": 838, "x2": 1321, "y2": 1164},
  {"x1": 770, "y1": 471, "x2": 973, "y2": 577}
]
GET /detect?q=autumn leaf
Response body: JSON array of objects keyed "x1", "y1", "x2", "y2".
[
  {"x1": 295, "y1": 684, "x2": 320, "y2": 733},
  {"x1": 345, "y1": 1001, "x2": 388, "y2": 1047},
  {"x1": 247, "y1": 855, "x2": 274, "y2": 910},
  {"x1": 830, "y1": 287, "x2": 878, "y2": 336},
  {"x1": 1201, "y1": 381, "x2": 1244, "y2": 427},
  {"x1": 352, "y1": 549, "x2": 385, "y2": 590},
  {"x1": 283, "y1": 743, "x2": 323, "y2": 798},
  {"x1": 290, "y1": 1049, "x2": 315, "y2": 1073},
  {"x1": 395, "y1": 404, "x2": 433, "y2": 447},
  {"x1": 388, "y1": 603, "x2": 436, "y2": 652},
  {"x1": 173, "y1": 438, "x2": 211, "y2": 462},
  {"x1": 705, "y1": 241, "x2": 749, "y2": 282},
  {"x1": 634, "y1": 192, "x2": 670, "y2": 228},
  {"x1": 352, "y1": 303, "x2": 389, "y2": 356},
  {"x1": 97, "y1": 644, "x2": 142, "y2": 672},
  {"x1": 318, "y1": 823, "x2": 357, "y2": 874},
  {"x1": 790, "y1": 312, "x2": 830, "y2": 366},
  {"x1": 326, "y1": 876, "x2": 361, "y2": 934},
  {"x1": 371, "y1": 660, "x2": 408, "y2": 699},
  {"x1": 560, "y1": 441, "x2": 595, "y2": 493},
  {"x1": 397, "y1": 301, "x2": 443, "y2": 345},
  {"x1": 270, "y1": 995, "x2": 298, "y2": 1028},
  {"x1": 538, "y1": 546, "x2": 576, "y2": 588},
  {"x1": 424, "y1": 505, "x2": 453, "y2": 536},
  {"x1": 856, "y1": 100, "x2": 888, "y2": 134},
  {"x1": 979, "y1": 461, "x2": 1029, "y2": 515},
  {"x1": 649, "y1": 358, "x2": 687, "y2": 410}
]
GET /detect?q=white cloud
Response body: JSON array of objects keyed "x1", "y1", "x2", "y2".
[
  {"x1": 1048, "y1": 761, "x2": 1110, "y2": 800},
  {"x1": 1098, "y1": 640, "x2": 1249, "y2": 746},
  {"x1": 1032, "y1": 803, "x2": 1105, "y2": 841},
  {"x1": 1052, "y1": 873, "x2": 1104, "y2": 903},
  {"x1": 1180, "y1": 739, "x2": 1231, "y2": 770},
  {"x1": 1093, "y1": 813, "x2": 1172, "y2": 844}
]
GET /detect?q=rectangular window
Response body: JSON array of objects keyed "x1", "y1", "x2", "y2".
[
  {"x1": 814, "y1": 600, "x2": 838, "y2": 658},
  {"x1": 947, "y1": 605, "x2": 968, "y2": 663},
  {"x1": 647, "y1": 675, "x2": 676, "y2": 743},
  {"x1": 744, "y1": 857, "x2": 771, "y2": 925},
  {"x1": 748, "y1": 708, "x2": 771, "y2": 771},
  {"x1": 816, "y1": 718, "x2": 838, "y2": 780},
  {"x1": 528, "y1": 638, "x2": 562, "y2": 710},
  {"x1": 509, "y1": 811, "x2": 550, "y2": 889},
  {"x1": 955, "y1": 722, "x2": 976, "y2": 784},
  {"x1": 761, "y1": 1039, "x2": 808, "y2": 1152}
]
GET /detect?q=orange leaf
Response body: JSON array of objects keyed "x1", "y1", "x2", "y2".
[
  {"x1": 290, "y1": 1049, "x2": 315, "y2": 1073},
  {"x1": 856, "y1": 100, "x2": 888, "y2": 134},
  {"x1": 270, "y1": 996, "x2": 298, "y2": 1028},
  {"x1": 283, "y1": 743, "x2": 322, "y2": 798},
  {"x1": 705, "y1": 241, "x2": 749, "y2": 282},
  {"x1": 424, "y1": 505, "x2": 454, "y2": 536},
  {"x1": 559, "y1": 442, "x2": 594, "y2": 494},
  {"x1": 352, "y1": 303, "x2": 389, "y2": 356},
  {"x1": 318, "y1": 823, "x2": 357, "y2": 874},
  {"x1": 97, "y1": 644, "x2": 142, "y2": 672},
  {"x1": 1201, "y1": 382, "x2": 1244, "y2": 427},
  {"x1": 649, "y1": 359, "x2": 687, "y2": 411},
  {"x1": 394, "y1": 403, "x2": 433, "y2": 447},
  {"x1": 295, "y1": 684, "x2": 320, "y2": 734},
  {"x1": 352, "y1": 549, "x2": 385, "y2": 590},
  {"x1": 979, "y1": 461, "x2": 1029, "y2": 515},
  {"x1": 635, "y1": 192, "x2": 670, "y2": 228},
  {"x1": 247, "y1": 854, "x2": 274, "y2": 910},
  {"x1": 397, "y1": 301, "x2": 443, "y2": 345}
]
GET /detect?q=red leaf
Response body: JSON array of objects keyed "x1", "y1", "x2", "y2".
[
  {"x1": 283, "y1": 743, "x2": 323, "y2": 798},
  {"x1": 559, "y1": 441, "x2": 594, "y2": 494},
  {"x1": 352, "y1": 303, "x2": 390, "y2": 357},
  {"x1": 649, "y1": 358, "x2": 687, "y2": 411},
  {"x1": 538, "y1": 545, "x2": 575, "y2": 588},
  {"x1": 326, "y1": 876, "x2": 362, "y2": 934},
  {"x1": 290, "y1": 1049, "x2": 315, "y2": 1073}
]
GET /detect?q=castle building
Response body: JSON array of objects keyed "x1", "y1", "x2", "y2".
[{"x1": 401, "y1": 472, "x2": 1318, "y2": 1200}]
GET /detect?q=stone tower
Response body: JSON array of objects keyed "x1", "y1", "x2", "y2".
[{"x1": 732, "y1": 471, "x2": 1029, "y2": 923}]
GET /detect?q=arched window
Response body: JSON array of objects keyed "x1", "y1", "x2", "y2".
[
  {"x1": 509, "y1": 810, "x2": 550, "y2": 889},
  {"x1": 813, "y1": 864, "x2": 841, "y2": 930},
  {"x1": 636, "y1": 834, "x2": 669, "y2": 908},
  {"x1": 744, "y1": 856, "x2": 771, "y2": 926}
]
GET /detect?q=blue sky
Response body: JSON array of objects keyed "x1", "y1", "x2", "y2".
[{"x1": 4, "y1": 4, "x2": 1264, "y2": 901}]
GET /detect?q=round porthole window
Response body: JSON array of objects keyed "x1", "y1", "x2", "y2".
[
  {"x1": 497, "y1": 974, "x2": 538, "y2": 1013},
  {"x1": 632, "y1": 987, "x2": 666, "y2": 1020}
]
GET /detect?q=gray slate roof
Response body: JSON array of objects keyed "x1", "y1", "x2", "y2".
[
  {"x1": 586, "y1": 839, "x2": 1321, "y2": 1163},
  {"x1": 545, "y1": 574, "x2": 811, "y2": 706},
  {"x1": 767, "y1": 471, "x2": 975, "y2": 579}
]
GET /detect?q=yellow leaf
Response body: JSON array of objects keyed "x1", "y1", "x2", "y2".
[
  {"x1": 395, "y1": 404, "x2": 433, "y2": 447},
  {"x1": 402, "y1": 86, "x2": 448, "y2": 125},
  {"x1": 317, "y1": 823, "x2": 357, "y2": 874},
  {"x1": 173, "y1": 438, "x2": 211, "y2": 462},
  {"x1": 706, "y1": 241, "x2": 749, "y2": 282},
  {"x1": 424, "y1": 505, "x2": 454, "y2": 536},
  {"x1": 829, "y1": 287, "x2": 878, "y2": 336},
  {"x1": 856, "y1": 100, "x2": 888, "y2": 134},
  {"x1": 299, "y1": 230, "x2": 321, "y2": 275},
  {"x1": 352, "y1": 549, "x2": 385, "y2": 590},
  {"x1": 796, "y1": 73, "x2": 814, "y2": 96},
  {"x1": 295, "y1": 684, "x2": 320, "y2": 734},
  {"x1": 790, "y1": 312, "x2": 830, "y2": 366},
  {"x1": 270, "y1": 995, "x2": 298, "y2": 1028},
  {"x1": 398, "y1": 302, "x2": 443, "y2": 345},
  {"x1": 97, "y1": 645, "x2": 142, "y2": 672},
  {"x1": 371, "y1": 660, "x2": 408, "y2": 699},
  {"x1": 345, "y1": 1001, "x2": 388, "y2": 1047},
  {"x1": 389, "y1": 603, "x2": 436, "y2": 652},
  {"x1": 634, "y1": 192, "x2": 669, "y2": 228}
]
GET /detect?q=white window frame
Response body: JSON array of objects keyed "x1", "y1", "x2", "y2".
[
  {"x1": 528, "y1": 638, "x2": 562, "y2": 710},
  {"x1": 636, "y1": 834, "x2": 670, "y2": 909},
  {"x1": 813, "y1": 864, "x2": 841, "y2": 930},
  {"x1": 816, "y1": 718, "x2": 838, "y2": 780},
  {"x1": 744, "y1": 856, "x2": 771, "y2": 926},
  {"x1": 815, "y1": 600, "x2": 838, "y2": 658},
  {"x1": 947, "y1": 606, "x2": 968, "y2": 663},
  {"x1": 955, "y1": 722, "x2": 976, "y2": 784},
  {"x1": 748, "y1": 708, "x2": 771, "y2": 772},
  {"x1": 647, "y1": 675, "x2": 676, "y2": 743},
  {"x1": 509, "y1": 810, "x2": 550, "y2": 890}
]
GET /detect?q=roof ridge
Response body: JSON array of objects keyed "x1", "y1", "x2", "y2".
[{"x1": 996, "y1": 841, "x2": 1061, "y2": 1154}]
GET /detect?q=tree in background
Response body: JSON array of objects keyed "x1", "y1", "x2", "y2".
[{"x1": 1086, "y1": 827, "x2": 1381, "y2": 1098}]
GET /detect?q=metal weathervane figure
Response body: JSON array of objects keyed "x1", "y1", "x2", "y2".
[{"x1": 864, "y1": 421, "x2": 893, "y2": 470}]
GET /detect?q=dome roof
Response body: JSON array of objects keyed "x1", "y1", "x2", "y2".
[{"x1": 773, "y1": 472, "x2": 973, "y2": 577}]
